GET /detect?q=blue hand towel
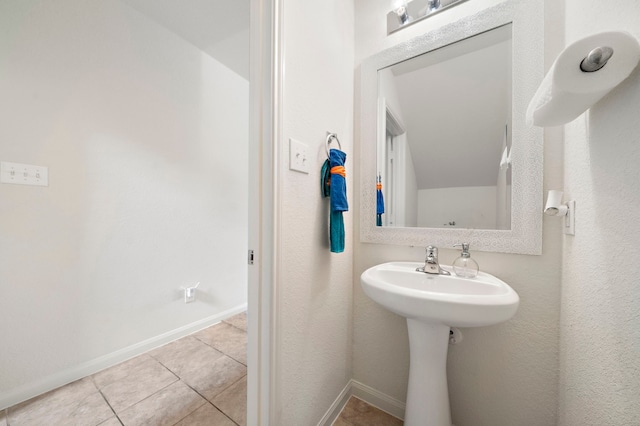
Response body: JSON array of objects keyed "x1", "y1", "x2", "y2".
[
  {"x1": 329, "y1": 149, "x2": 348, "y2": 212},
  {"x1": 376, "y1": 180, "x2": 384, "y2": 226}
]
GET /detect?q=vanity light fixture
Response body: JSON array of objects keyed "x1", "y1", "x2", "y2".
[
  {"x1": 387, "y1": 0, "x2": 470, "y2": 35},
  {"x1": 390, "y1": 0, "x2": 410, "y2": 26}
]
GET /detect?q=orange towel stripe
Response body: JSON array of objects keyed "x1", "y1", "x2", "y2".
[
  {"x1": 330, "y1": 166, "x2": 346, "y2": 178},
  {"x1": 376, "y1": 183, "x2": 382, "y2": 190}
]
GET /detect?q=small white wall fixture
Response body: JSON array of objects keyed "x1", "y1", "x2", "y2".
[{"x1": 544, "y1": 190, "x2": 575, "y2": 236}]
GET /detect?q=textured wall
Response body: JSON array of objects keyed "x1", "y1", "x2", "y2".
[
  {"x1": 0, "y1": 0, "x2": 248, "y2": 407},
  {"x1": 560, "y1": 1, "x2": 640, "y2": 424},
  {"x1": 353, "y1": 1, "x2": 563, "y2": 425},
  {"x1": 276, "y1": 0, "x2": 355, "y2": 424},
  {"x1": 416, "y1": 186, "x2": 498, "y2": 229}
]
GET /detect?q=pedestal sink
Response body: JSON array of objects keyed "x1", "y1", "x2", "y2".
[{"x1": 360, "y1": 262, "x2": 519, "y2": 426}]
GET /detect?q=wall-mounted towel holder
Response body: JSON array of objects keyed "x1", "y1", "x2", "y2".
[{"x1": 325, "y1": 132, "x2": 342, "y2": 157}]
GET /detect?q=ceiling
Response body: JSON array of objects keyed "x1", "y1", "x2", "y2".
[
  {"x1": 120, "y1": 0, "x2": 250, "y2": 80},
  {"x1": 389, "y1": 26, "x2": 512, "y2": 190}
]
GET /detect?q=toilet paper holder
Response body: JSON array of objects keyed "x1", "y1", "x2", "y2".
[
  {"x1": 580, "y1": 46, "x2": 614, "y2": 72},
  {"x1": 527, "y1": 31, "x2": 640, "y2": 128}
]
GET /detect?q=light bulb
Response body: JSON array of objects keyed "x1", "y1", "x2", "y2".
[{"x1": 390, "y1": 0, "x2": 410, "y2": 25}]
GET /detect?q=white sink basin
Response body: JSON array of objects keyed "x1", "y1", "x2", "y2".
[
  {"x1": 361, "y1": 261, "x2": 519, "y2": 327},
  {"x1": 360, "y1": 261, "x2": 520, "y2": 426}
]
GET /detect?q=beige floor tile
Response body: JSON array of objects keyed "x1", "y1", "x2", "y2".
[
  {"x1": 93, "y1": 355, "x2": 155, "y2": 389},
  {"x1": 223, "y1": 311, "x2": 247, "y2": 331},
  {"x1": 211, "y1": 376, "x2": 247, "y2": 426},
  {"x1": 194, "y1": 322, "x2": 247, "y2": 365},
  {"x1": 99, "y1": 356, "x2": 178, "y2": 413},
  {"x1": 338, "y1": 397, "x2": 403, "y2": 426},
  {"x1": 118, "y1": 381, "x2": 205, "y2": 426},
  {"x1": 181, "y1": 354, "x2": 246, "y2": 402},
  {"x1": 150, "y1": 336, "x2": 225, "y2": 377},
  {"x1": 98, "y1": 416, "x2": 123, "y2": 426},
  {"x1": 148, "y1": 336, "x2": 207, "y2": 364},
  {"x1": 174, "y1": 402, "x2": 236, "y2": 426},
  {"x1": 7, "y1": 378, "x2": 114, "y2": 426},
  {"x1": 332, "y1": 416, "x2": 354, "y2": 426}
]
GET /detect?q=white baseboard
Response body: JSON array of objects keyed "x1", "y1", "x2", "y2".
[
  {"x1": 317, "y1": 379, "x2": 405, "y2": 426},
  {"x1": 351, "y1": 380, "x2": 406, "y2": 420},
  {"x1": 316, "y1": 380, "x2": 353, "y2": 426},
  {"x1": 0, "y1": 304, "x2": 246, "y2": 410}
]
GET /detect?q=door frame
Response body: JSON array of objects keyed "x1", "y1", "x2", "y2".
[{"x1": 247, "y1": 0, "x2": 281, "y2": 424}]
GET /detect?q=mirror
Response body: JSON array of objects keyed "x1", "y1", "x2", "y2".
[
  {"x1": 378, "y1": 24, "x2": 512, "y2": 230},
  {"x1": 360, "y1": 0, "x2": 544, "y2": 254}
]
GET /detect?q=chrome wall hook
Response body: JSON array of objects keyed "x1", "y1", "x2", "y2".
[{"x1": 325, "y1": 132, "x2": 342, "y2": 157}]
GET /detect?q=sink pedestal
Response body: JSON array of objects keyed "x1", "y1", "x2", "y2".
[
  {"x1": 405, "y1": 319, "x2": 452, "y2": 426},
  {"x1": 361, "y1": 262, "x2": 520, "y2": 426}
]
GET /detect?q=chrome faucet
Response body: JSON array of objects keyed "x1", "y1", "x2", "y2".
[{"x1": 416, "y1": 246, "x2": 451, "y2": 275}]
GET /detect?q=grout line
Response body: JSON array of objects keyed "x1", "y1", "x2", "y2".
[
  {"x1": 175, "y1": 381, "x2": 239, "y2": 426},
  {"x1": 208, "y1": 375, "x2": 246, "y2": 426},
  {"x1": 221, "y1": 353, "x2": 247, "y2": 367},
  {"x1": 190, "y1": 337, "x2": 247, "y2": 367},
  {"x1": 97, "y1": 389, "x2": 122, "y2": 425},
  {"x1": 4, "y1": 322, "x2": 246, "y2": 426},
  {"x1": 151, "y1": 336, "x2": 246, "y2": 425},
  {"x1": 221, "y1": 319, "x2": 247, "y2": 334},
  {"x1": 151, "y1": 351, "x2": 244, "y2": 416},
  {"x1": 165, "y1": 393, "x2": 208, "y2": 426},
  {"x1": 109, "y1": 378, "x2": 182, "y2": 420},
  {"x1": 213, "y1": 374, "x2": 247, "y2": 400}
]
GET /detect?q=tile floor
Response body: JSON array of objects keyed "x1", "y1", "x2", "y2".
[
  {"x1": 333, "y1": 397, "x2": 403, "y2": 426},
  {"x1": 2, "y1": 312, "x2": 247, "y2": 426},
  {"x1": 2, "y1": 313, "x2": 402, "y2": 426}
]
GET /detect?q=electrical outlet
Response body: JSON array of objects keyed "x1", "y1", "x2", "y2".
[
  {"x1": 183, "y1": 282, "x2": 200, "y2": 303},
  {"x1": 1, "y1": 161, "x2": 48, "y2": 186},
  {"x1": 289, "y1": 138, "x2": 310, "y2": 174},
  {"x1": 564, "y1": 200, "x2": 575, "y2": 235},
  {"x1": 185, "y1": 287, "x2": 196, "y2": 303}
]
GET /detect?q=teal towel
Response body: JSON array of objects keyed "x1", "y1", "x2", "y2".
[
  {"x1": 321, "y1": 156, "x2": 347, "y2": 253},
  {"x1": 330, "y1": 211, "x2": 345, "y2": 253},
  {"x1": 321, "y1": 159, "x2": 331, "y2": 197}
]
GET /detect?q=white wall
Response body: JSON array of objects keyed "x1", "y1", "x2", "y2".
[
  {"x1": 0, "y1": 0, "x2": 248, "y2": 408},
  {"x1": 402, "y1": 142, "x2": 419, "y2": 227},
  {"x1": 276, "y1": 0, "x2": 355, "y2": 424},
  {"x1": 560, "y1": 1, "x2": 640, "y2": 424},
  {"x1": 354, "y1": 1, "x2": 564, "y2": 425},
  {"x1": 416, "y1": 186, "x2": 498, "y2": 229}
]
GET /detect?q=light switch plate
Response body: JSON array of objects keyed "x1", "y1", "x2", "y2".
[
  {"x1": 289, "y1": 138, "x2": 310, "y2": 174},
  {"x1": 1, "y1": 161, "x2": 48, "y2": 186}
]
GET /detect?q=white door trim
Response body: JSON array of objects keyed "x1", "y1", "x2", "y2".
[{"x1": 247, "y1": 0, "x2": 282, "y2": 424}]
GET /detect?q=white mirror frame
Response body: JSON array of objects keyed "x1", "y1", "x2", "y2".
[{"x1": 360, "y1": 0, "x2": 544, "y2": 255}]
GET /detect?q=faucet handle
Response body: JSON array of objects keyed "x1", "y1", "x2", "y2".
[{"x1": 426, "y1": 245, "x2": 438, "y2": 257}]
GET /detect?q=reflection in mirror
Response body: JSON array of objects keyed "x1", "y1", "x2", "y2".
[
  {"x1": 360, "y1": 0, "x2": 543, "y2": 254},
  {"x1": 377, "y1": 24, "x2": 512, "y2": 230}
]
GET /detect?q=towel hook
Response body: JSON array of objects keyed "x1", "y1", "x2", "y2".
[{"x1": 325, "y1": 132, "x2": 342, "y2": 157}]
